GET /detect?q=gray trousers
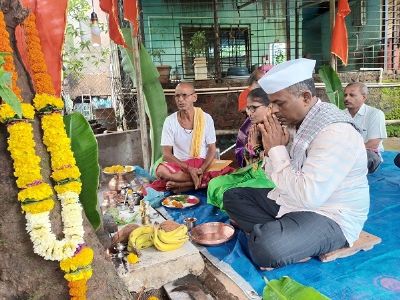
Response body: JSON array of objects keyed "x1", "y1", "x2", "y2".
[
  {"x1": 367, "y1": 149, "x2": 382, "y2": 174},
  {"x1": 223, "y1": 188, "x2": 348, "y2": 268}
]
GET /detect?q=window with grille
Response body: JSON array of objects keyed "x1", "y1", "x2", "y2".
[{"x1": 180, "y1": 25, "x2": 250, "y2": 78}]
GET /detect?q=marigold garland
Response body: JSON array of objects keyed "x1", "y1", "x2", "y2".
[
  {"x1": 22, "y1": 14, "x2": 55, "y2": 96},
  {"x1": 60, "y1": 247, "x2": 94, "y2": 273},
  {"x1": 18, "y1": 182, "x2": 53, "y2": 202},
  {"x1": 0, "y1": 11, "x2": 22, "y2": 100},
  {"x1": 21, "y1": 198, "x2": 55, "y2": 214},
  {"x1": 33, "y1": 93, "x2": 64, "y2": 112},
  {"x1": 0, "y1": 11, "x2": 93, "y2": 299},
  {"x1": 7, "y1": 121, "x2": 42, "y2": 188},
  {"x1": 68, "y1": 279, "x2": 88, "y2": 298},
  {"x1": 23, "y1": 12, "x2": 93, "y2": 299}
]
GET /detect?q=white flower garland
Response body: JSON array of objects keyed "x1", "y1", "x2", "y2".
[{"x1": 25, "y1": 192, "x2": 85, "y2": 261}]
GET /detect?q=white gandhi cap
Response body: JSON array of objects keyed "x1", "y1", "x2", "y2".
[{"x1": 258, "y1": 58, "x2": 316, "y2": 94}]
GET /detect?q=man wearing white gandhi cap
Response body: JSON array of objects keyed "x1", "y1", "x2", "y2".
[{"x1": 223, "y1": 58, "x2": 370, "y2": 269}]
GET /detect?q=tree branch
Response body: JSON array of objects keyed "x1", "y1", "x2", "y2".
[{"x1": 0, "y1": 0, "x2": 29, "y2": 27}]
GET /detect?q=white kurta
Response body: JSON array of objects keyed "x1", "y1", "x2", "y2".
[{"x1": 263, "y1": 123, "x2": 370, "y2": 246}]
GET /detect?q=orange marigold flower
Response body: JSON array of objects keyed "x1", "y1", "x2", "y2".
[{"x1": 22, "y1": 13, "x2": 55, "y2": 96}]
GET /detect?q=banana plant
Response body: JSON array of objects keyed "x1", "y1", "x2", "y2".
[
  {"x1": 64, "y1": 112, "x2": 101, "y2": 229},
  {"x1": 318, "y1": 65, "x2": 345, "y2": 109},
  {"x1": 120, "y1": 28, "x2": 168, "y2": 168},
  {"x1": 0, "y1": 52, "x2": 22, "y2": 117}
]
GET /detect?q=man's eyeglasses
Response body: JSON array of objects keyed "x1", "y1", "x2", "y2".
[
  {"x1": 245, "y1": 105, "x2": 263, "y2": 113},
  {"x1": 174, "y1": 92, "x2": 195, "y2": 100}
]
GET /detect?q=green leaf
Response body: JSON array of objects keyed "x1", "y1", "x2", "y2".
[
  {"x1": 120, "y1": 28, "x2": 168, "y2": 167},
  {"x1": 263, "y1": 277, "x2": 330, "y2": 300},
  {"x1": 64, "y1": 112, "x2": 101, "y2": 229},
  {"x1": 318, "y1": 65, "x2": 345, "y2": 109},
  {"x1": 0, "y1": 69, "x2": 11, "y2": 86},
  {"x1": 0, "y1": 86, "x2": 22, "y2": 118}
]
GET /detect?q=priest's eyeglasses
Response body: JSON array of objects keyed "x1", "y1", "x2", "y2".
[{"x1": 174, "y1": 92, "x2": 195, "y2": 100}]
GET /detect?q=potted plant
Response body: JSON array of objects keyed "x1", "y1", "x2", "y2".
[
  {"x1": 150, "y1": 48, "x2": 171, "y2": 84},
  {"x1": 188, "y1": 31, "x2": 208, "y2": 80}
]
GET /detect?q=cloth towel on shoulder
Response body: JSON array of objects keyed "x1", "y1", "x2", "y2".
[
  {"x1": 190, "y1": 107, "x2": 205, "y2": 158},
  {"x1": 290, "y1": 101, "x2": 359, "y2": 171}
]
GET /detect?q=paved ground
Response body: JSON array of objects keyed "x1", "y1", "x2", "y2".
[{"x1": 383, "y1": 137, "x2": 400, "y2": 151}]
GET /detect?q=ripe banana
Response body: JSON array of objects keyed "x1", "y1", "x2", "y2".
[
  {"x1": 134, "y1": 233, "x2": 153, "y2": 250},
  {"x1": 157, "y1": 225, "x2": 188, "y2": 244},
  {"x1": 153, "y1": 224, "x2": 189, "y2": 252},
  {"x1": 128, "y1": 225, "x2": 154, "y2": 251}
]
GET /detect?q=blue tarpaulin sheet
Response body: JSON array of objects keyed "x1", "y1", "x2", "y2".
[{"x1": 163, "y1": 151, "x2": 400, "y2": 299}]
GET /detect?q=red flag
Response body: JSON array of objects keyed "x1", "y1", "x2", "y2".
[
  {"x1": 100, "y1": 0, "x2": 127, "y2": 47},
  {"x1": 124, "y1": 0, "x2": 139, "y2": 36},
  {"x1": 331, "y1": 0, "x2": 351, "y2": 65}
]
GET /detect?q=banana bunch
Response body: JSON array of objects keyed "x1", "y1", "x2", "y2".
[
  {"x1": 153, "y1": 222, "x2": 189, "y2": 252},
  {"x1": 128, "y1": 225, "x2": 154, "y2": 251}
]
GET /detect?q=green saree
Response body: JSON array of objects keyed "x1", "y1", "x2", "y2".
[{"x1": 207, "y1": 161, "x2": 275, "y2": 210}]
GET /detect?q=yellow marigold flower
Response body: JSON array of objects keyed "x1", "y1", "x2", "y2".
[
  {"x1": 21, "y1": 198, "x2": 54, "y2": 214},
  {"x1": 40, "y1": 113, "x2": 78, "y2": 171},
  {"x1": 64, "y1": 267, "x2": 93, "y2": 282},
  {"x1": 54, "y1": 181, "x2": 82, "y2": 194},
  {"x1": 33, "y1": 94, "x2": 64, "y2": 112},
  {"x1": 21, "y1": 103, "x2": 35, "y2": 119},
  {"x1": 18, "y1": 183, "x2": 53, "y2": 202},
  {"x1": 0, "y1": 103, "x2": 34, "y2": 123},
  {"x1": 103, "y1": 165, "x2": 125, "y2": 173},
  {"x1": 52, "y1": 166, "x2": 81, "y2": 182},
  {"x1": 0, "y1": 104, "x2": 17, "y2": 123},
  {"x1": 127, "y1": 253, "x2": 140, "y2": 264},
  {"x1": 7, "y1": 122, "x2": 42, "y2": 187},
  {"x1": 60, "y1": 247, "x2": 94, "y2": 273}
]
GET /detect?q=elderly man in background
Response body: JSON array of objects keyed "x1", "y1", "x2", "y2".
[
  {"x1": 344, "y1": 82, "x2": 387, "y2": 173},
  {"x1": 153, "y1": 82, "x2": 233, "y2": 193},
  {"x1": 223, "y1": 58, "x2": 370, "y2": 270}
]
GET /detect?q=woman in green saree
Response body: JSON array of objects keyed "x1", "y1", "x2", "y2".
[{"x1": 207, "y1": 88, "x2": 275, "y2": 210}]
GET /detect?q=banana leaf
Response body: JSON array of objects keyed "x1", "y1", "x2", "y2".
[
  {"x1": 120, "y1": 28, "x2": 168, "y2": 167},
  {"x1": 318, "y1": 65, "x2": 345, "y2": 109},
  {"x1": 64, "y1": 112, "x2": 101, "y2": 229},
  {"x1": 263, "y1": 276, "x2": 330, "y2": 300}
]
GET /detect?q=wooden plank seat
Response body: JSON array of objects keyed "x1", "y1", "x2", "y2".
[{"x1": 319, "y1": 231, "x2": 382, "y2": 263}]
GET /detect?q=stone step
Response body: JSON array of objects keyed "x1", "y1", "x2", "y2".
[{"x1": 319, "y1": 231, "x2": 381, "y2": 262}]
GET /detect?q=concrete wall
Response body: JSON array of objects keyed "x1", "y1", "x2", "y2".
[
  {"x1": 165, "y1": 91, "x2": 246, "y2": 131},
  {"x1": 96, "y1": 130, "x2": 143, "y2": 169}
]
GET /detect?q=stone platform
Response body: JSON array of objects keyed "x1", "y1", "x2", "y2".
[
  {"x1": 110, "y1": 204, "x2": 204, "y2": 293},
  {"x1": 118, "y1": 242, "x2": 204, "y2": 293}
]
